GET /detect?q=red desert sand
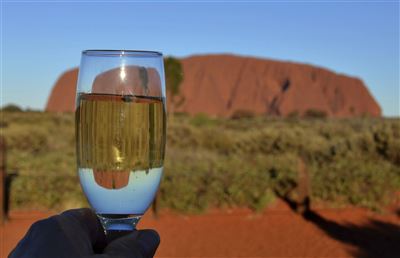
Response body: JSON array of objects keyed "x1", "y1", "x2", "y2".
[{"x1": 2, "y1": 200, "x2": 399, "y2": 258}]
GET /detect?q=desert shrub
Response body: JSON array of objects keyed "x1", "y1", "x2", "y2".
[
  {"x1": 231, "y1": 109, "x2": 256, "y2": 119},
  {"x1": 354, "y1": 131, "x2": 376, "y2": 154},
  {"x1": 3, "y1": 112, "x2": 400, "y2": 213},
  {"x1": 5, "y1": 126, "x2": 50, "y2": 154},
  {"x1": 386, "y1": 139, "x2": 400, "y2": 165},
  {"x1": 190, "y1": 113, "x2": 215, "y2": 127},
  {"x1": 166, "y1": 123, "x2": 200, "y2": 148},
  {"x1": 372, "y1": 121, "x2": 400, "y2": 164},
  {"x1": 311, "y1": 156, "x2": 400, "y2": 210},
  {"x1": 160, "y1": 149, "x2": 219, "y2": 212},
  {"x1": 10, "y1": 174, "x2": 86, "y2": 210},
  {"x1": 160, "y1": 150, "x2": 296, "y2": 212},
  {"x1": 200, "y1": 127, "x2": 235, "y2": 154},
  {"x1": 2, "y1": 104, "x2": 23, "y2": 112},
  {"x1": 173, "y1": 112, "x2": 189, "y2": 118},
  {"x1": 304, "y1": 109, "x2": 327, "y2": 119},
  {"x1": 220, "y1": 154, "x2": 297, "y2": 211},
  {"x1": 287, "y1": 111, "x2": 300, "y2": 119}
]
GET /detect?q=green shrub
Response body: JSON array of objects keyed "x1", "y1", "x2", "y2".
[
  {"x1": 231, "y1": 109, "x2": 256, "y2": 119},
  {"x1": 190, "y1": 113, "x2": 215, "y2": 127},
  {"x1": 3, "y1": 112, "x2": 400, "y2": 213},
  {"x1": 2, "y1": 104, "x2": 23, "y2": 112},
  {"x1": 311, "y1": 156, "x2": 400, "y2": 210},
  {"x1": 10, "y1": 175, "x2": 86, "y2": 210},
  {"x1": 287, "y1": 111, "x2": 300, "y2": 119},
  {"x1": 304, "y1": 109, "x2": 327, "y2": 119}
]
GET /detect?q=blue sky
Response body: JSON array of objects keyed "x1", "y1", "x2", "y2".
[{"x1": 1, "y1": 1, "x2": 399, "y2": 116}]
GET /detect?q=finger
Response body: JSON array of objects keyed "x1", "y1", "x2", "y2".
[
  {"x1": 102, "y1": 229, "x2": 160, "y2": 258},
  {"x1": 59, "y1": 208, "x2": 106, "y2": 247},
  {"x1": 106, "y1": 230, "x2": 131, "y2": 244},
  {"x1": 10, "y1": 211, "x2": 97, "y2": 258},
  {"x1": 9, "y1": 217, "x2": 61, "y2": 258}
]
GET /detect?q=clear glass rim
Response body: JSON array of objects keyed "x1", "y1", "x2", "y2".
[{"x1": 82, "y1": 49, "x2": 163, "y2": 57}]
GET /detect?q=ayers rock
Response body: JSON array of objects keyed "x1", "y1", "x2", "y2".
[{"x1": 46, "y1": 54, "x2": 381, "y2": 117}]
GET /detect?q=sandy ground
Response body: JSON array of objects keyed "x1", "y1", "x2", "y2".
[{"x1": 1, "y1": 201, "x2": 399, "y2": 258}]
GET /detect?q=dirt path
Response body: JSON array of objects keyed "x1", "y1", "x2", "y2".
[{"x1": 1, "y1": 202, "x2": 399, "y2": 257}]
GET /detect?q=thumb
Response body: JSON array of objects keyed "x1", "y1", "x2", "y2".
[{"x1": 102, "y1": 230, "x2": 160, "y2": 258}]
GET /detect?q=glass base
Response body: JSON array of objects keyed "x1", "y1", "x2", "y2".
[{"x1": 97, "y1": 214, "x2": 142, "y2": 232}]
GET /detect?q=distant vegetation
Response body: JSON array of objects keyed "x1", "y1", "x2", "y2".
[
  {"x1": 231, "y1": 109, "x2": 256, "y2": 119},
  {"x1": 2, "y1": 111, "x2": 400, "y2": 212},
  {"x1": 303, "y1": 109, "x2": 328, "y2": 119},
  {"x1": 1, "y1": 104, "x2": 23, "y2": 112},
  {"x1": 164, "y1": 57, "x2": 184, "y2": 116},
  {"x1": 1, "y1": 103, "x2": 41, "y2": 113}
]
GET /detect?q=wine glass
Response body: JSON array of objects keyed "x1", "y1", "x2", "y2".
[{"x1": 75, "y1": 50, "x2": 166, "y2": 233}]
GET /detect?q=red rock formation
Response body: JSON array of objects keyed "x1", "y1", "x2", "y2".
[
  {"x1": 178, "y1": 55, "x2": 381, "y2": 117},
  {"x1": 93, "y1": 170, "x2": 130, "y2": 189},
  {"x1": 92, "y1": 66, "x2": 162, "y2": 97},
  {"x1": 46, "y1": 69, "x2": 78, "y2": 112},
  {"x1": 45, "y1": 54, "x2": 381, "y2": 117}
]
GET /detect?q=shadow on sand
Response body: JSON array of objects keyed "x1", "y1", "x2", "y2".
[
  {"x1": 278, "y1": 193, "x2": 400, "y2": 258},
  {"x1": 395, "y1": 208, "x2": 400, "y2": 218}
]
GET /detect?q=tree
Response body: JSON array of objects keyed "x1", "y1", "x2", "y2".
[
  {"x1": 1, "y1": 104, "x2": 23, "y2": 112},
  {"x1": 164, "y1": 57, "x2": 184, "y2": 117}
]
